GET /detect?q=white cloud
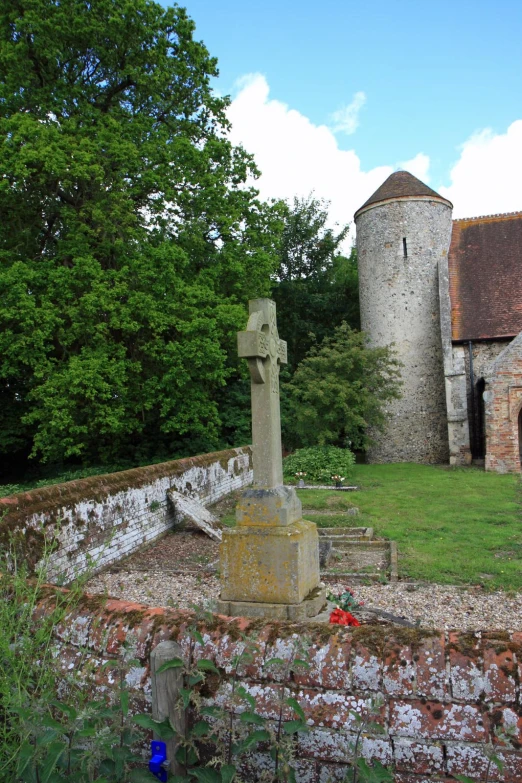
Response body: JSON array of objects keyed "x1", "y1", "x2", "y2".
[
  {"x1": 399, "y1": 153, "x2": 430, "y2": 183},
  {"x1": 227, "y1": 74, "x2": 392, "y2": 244},
  {"x1": 330, "y1": 91, "x2": 366, "y2": 135},
  {"x1": 227, "y1": 74, "x2": 522, "y2": 242},
  {"x1": 439, "y1": 120, "x2": 522, "y2": 217}
]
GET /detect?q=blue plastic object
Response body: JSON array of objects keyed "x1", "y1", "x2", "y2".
[{"x1": 149, "y1": 740, "x2": 168, "y2": 782}]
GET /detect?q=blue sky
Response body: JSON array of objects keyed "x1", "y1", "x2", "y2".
[{"x1": 164, "y1": 0, "x2": 522, "y2": 232}]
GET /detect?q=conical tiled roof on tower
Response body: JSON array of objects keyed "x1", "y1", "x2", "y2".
[{"x1": 354, "y1": 171, "x2": 452, "y2": 220}]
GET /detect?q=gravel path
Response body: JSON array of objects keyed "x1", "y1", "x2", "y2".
[
  {"x1": 350, "y1": 582, "x2": 522, "y2": 632},
  {"x1": 86, "y1": 570, "x2": 220, "y2": 610},
  {"x1": 85, "y1": 570, "x2": 522, "y2": 632}
]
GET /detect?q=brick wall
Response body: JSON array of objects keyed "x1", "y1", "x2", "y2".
[
  {"x1": 484, "y1": 333, "x2": 522, "y2": 473},
  {"x1": 41, "y1": 591, "x2": 522, "y2": 782},
  {"x1": 0, "y1": 447, "x2": 252, "y2": 583}
]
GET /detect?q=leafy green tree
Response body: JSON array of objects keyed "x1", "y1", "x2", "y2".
[
  {"x1": 284, "y1": 322, "x2": 402, "y2": 450},
  {"x1": 214, "y1": 372, "x2": 252, "y2": 449},
  {"x1": 271, "y1": 195, "x2": 359, "y2": 372},
  {"x1": 0, "y1": 0, "x2": 282, "y2": 470}
]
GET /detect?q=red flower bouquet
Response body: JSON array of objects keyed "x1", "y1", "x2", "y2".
[{"x1": 329, "y1": 608, "x2": 360, "y2": 626}]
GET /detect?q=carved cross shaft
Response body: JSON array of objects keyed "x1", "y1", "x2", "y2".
[{"x1": 238, "y1": 299, "x2": 288, "y2": 488}]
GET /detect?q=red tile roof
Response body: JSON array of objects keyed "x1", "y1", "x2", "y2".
[{"x1": 449, "y1": 212, "x2": 522, "y2": 341}]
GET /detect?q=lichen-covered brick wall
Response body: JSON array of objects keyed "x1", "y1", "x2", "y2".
[
  {"x1": 40, "y1": 590, "x2": 522, "y2": 782},
  {"x1": 0, "y1": 447, "x2": 252, "y2": 583},
  {"x1": 357, "y1": 199, "x2": 452, "y2": 465},
  {"x1": 484, "y1": 333, "x2": 522, "y2": 473}
]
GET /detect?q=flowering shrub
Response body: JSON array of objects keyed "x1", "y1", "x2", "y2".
[{"x1": 283, "y1": 446, "x2": 355, "y2": 483}]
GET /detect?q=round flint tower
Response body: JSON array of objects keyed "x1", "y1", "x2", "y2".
[{"x1": 355, "y1": 171, "x2": 453, "y2": 463}]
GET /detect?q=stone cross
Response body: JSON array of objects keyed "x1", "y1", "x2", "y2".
[{"x1": 238, "y1": 298, "x2": 287, "y2": 488}]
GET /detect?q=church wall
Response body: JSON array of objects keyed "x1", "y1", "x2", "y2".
[
  {"x1": 461, "y1": 340, "x2": 511, "y2": 459},
  {"x1": 463, "y1": 340, "x2": 511, "y2": 386},
  {"x1": 0, "y1": 446, "x2": 253, "y2": 584},
  {"x1": 34, "y1": 588, "x2": 522, "y2": 783},
  {"x1": 356, "y1": 199, "x2": 451, "y2": 464},
  {"x1": 483, "y1": 333, "x2": 522, "y2": 473}
]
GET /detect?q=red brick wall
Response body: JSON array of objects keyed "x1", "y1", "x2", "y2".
[
  {"x1": 484, "y1": 334, "x2": 522, "y2": 473},
  {"x1": 40, "y1": 591, "x2": 522, "y2": 782}
]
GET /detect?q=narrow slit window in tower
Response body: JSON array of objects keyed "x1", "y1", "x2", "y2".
[{"x1": 402, "y1": 237, "x2": 408, "y2": 257}]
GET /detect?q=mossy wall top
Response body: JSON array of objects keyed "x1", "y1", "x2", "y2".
[{"x1": 0, "y1": 447, "x2": 253, "y2": 583}]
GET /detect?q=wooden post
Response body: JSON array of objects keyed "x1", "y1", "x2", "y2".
[{"x1": 150, "y1": 640, "x2": 186, "y2": 777}]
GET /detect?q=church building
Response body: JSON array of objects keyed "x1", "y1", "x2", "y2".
[{"x1": 354, "y1": 171, "x2": 522, "y2": 473}]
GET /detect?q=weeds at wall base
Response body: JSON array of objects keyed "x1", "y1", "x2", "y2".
[{"x1": 0, "y1": 532, "x2": 160, "y2": 782}]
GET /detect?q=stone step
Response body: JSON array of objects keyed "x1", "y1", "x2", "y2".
[
  {"x1": 318, "y1": 537, "x2": 398, "y2": 583},
  {"x1": 322, "y1": 573, "x2": 386, "y2": 584},
  {"x1": 297, "y1": 485, "x2": 359, "y2": 491},
  {"x1": 318, "y1": 526, "x2": 373, "y2": 540},
  {"x1": 302, "y1": 508, "x2": 359, "y2": 517}
]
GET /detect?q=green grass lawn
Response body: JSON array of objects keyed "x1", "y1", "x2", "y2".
[
  {"x1": 4, "y1": 460, "x2": 520, "y2": 591},
  {"x1": 298, "y1": 464, "x2": 522, "y2": 591}
]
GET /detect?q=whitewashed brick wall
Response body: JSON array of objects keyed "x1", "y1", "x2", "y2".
[{"x1": 0, "y1": 447, "x2": 252, "y2": 584}]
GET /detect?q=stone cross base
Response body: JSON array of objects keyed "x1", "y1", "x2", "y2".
[
  {"x1": 218, "y1": 486, "x2": 326, "y2": 620},
  {"x1": 216, "y1": 583, "x2": 327, "y2": 621}
]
